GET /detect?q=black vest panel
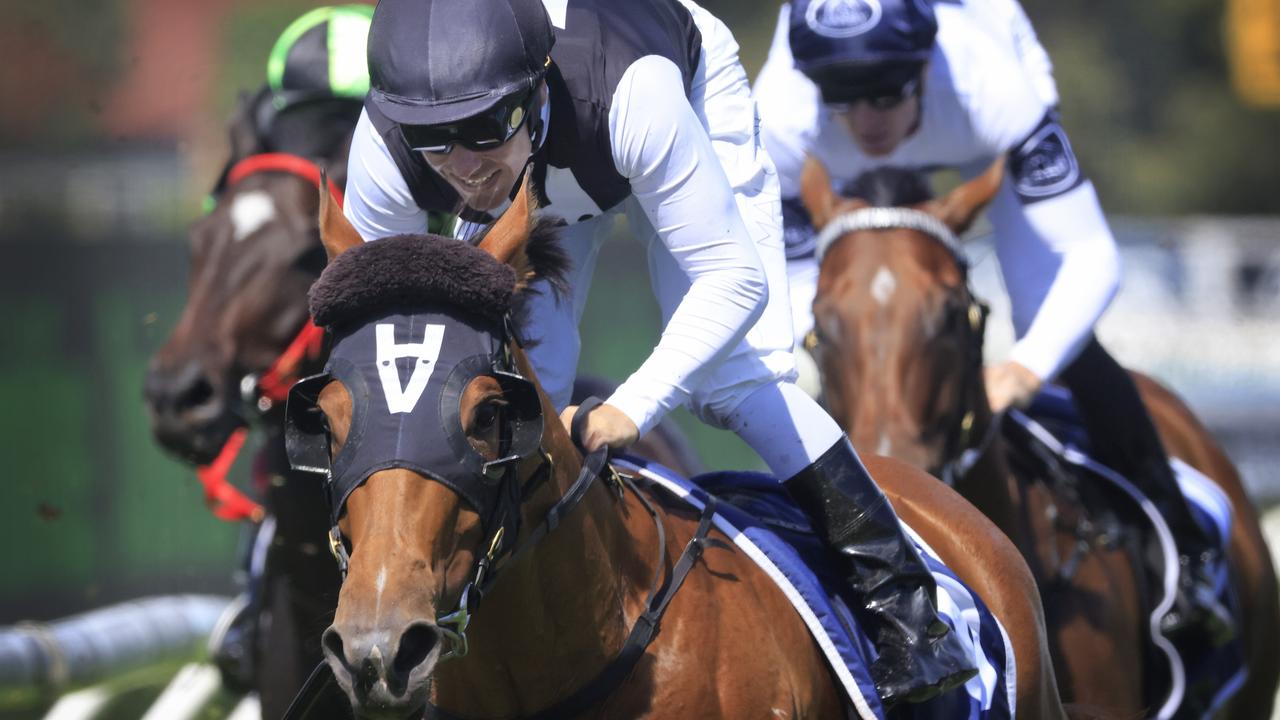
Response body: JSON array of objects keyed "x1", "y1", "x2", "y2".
[{"x1": 365, "y1": 0, "x2": 703, "y2": 219}]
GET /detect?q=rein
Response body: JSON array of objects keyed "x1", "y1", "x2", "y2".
[{"x1": 193, "y1": 153, "x2": 336, "y2": 523}]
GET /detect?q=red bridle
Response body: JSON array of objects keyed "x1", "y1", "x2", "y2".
[{"x1": 195, "y1": 153, "x2": 338, "y2": 522}]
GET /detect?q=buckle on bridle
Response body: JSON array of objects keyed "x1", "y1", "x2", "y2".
[
  {"x1": 327, "y1": 527, "x2": 351, "y2": 578},
  {"x1": 437, "y1": 585, "x2": 473, "y2": 660}
]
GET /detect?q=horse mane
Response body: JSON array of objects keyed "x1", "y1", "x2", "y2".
[
  {"x1": 307, "y1": 218, "x2": 568, "y2": 333},
  {"x1": 841, "y1": 167, "x2": 934, "y2": 208},
  {"x1": 472, "y1": 214, "x2": 571, "y2": 300}
]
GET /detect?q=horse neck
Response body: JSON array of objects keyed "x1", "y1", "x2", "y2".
[{"x1": 432, "y1": 351, "x2": 656, "y2": 714}]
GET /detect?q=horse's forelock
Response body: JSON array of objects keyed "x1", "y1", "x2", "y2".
[
  {"x1": 843, "y1": 167, "x2": 934, "y2": 208},
  {"x1": 308, "y1": 233, "x2": 518, "y2": 330}
]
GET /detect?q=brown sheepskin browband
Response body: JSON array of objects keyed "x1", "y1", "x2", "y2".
[{"x1": 308, "y1": 234, "x2": 517, "y2": 329}]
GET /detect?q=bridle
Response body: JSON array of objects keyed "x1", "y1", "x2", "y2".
[
  {"x1": 192, "y1": 153, "x2": 339, "y2": 523},
  {"x1": 810, "y1": 206, "x2": 995, "y2": 485},
  {"x1": 283, "y1": 318, "x2": 716, "y2": 720}
]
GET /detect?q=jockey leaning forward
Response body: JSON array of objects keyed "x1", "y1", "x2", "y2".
[
  {"x1": 345, "y1": 0, "x2": 976, "y2": 705},
  {"x1": 754, "y1": 0, "x2": 1233, "y2": 646}
]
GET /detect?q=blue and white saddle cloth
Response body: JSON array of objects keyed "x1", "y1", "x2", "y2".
[
  {"x1": 614, "y1": 456, "x2": 1017, "y2": 720},
  {"x1": 1017, "y1": 386, "x2": 1247, "y2": 719}
]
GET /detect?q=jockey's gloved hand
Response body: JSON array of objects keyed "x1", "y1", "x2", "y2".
[
  {"x1": 984, "y1": 360, "x2": 1042, "y2": 413},
  {"x1": 560, "y1": 402, "x2": 640, "y2": 452}
]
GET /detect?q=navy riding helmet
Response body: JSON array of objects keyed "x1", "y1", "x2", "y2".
[
  {"x1": 367, "y1": 0, "x2": 554, "y2": 130},
  {"x1": 789, "y1": 0, "x2": 938, "y2": 102}
]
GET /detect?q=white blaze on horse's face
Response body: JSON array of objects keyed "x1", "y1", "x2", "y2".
[
  {"x1": 375, "y1": 323, "x2": 446, "y2": 414},
  {"x1": 230, "y1": 190, "x2": 276, "y2": 241},
  {"x1": 870, "y1": 265, "x2": 897, "y2": 306}
]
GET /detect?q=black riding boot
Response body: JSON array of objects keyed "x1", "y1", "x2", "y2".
[
  {"x1": 1059, "y1": 337, "x2": 1235, "y2": 646},
  {"x1": 787, "y1": 437, "x2": 978, "y2": 706}
]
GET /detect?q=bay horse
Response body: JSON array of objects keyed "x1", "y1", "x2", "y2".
[
  {"x1": 798, "y1": 157, "x2": 1280, "y2": 718},
  {"x1": 142, "y1": 88, "x2": 703, "y2": 718},
  {"x1": 291, "y1": 178, "x2": 1070, "y2": 720}
]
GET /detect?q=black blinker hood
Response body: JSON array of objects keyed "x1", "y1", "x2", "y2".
[{"x1": 285, "y1": 307, "x2": 543, "y2": 526}]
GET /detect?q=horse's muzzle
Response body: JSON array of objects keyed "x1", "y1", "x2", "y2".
[{"x1": 322, "y1": 620, "x2": 442, "y2": 718}]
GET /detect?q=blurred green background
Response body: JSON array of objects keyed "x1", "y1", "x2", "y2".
[{"x1": 1, "y1": 0, "x2": 1278, "y2": 623}]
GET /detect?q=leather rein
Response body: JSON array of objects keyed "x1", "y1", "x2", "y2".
[{"x1": 193, "y1": 153, "x2": 338, "y2": 522}]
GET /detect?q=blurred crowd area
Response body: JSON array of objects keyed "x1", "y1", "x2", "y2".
[
  {"x1": 0, "y1": 0, "x2": 1278, "y2": 621},
  {"x1": 2, "y1": 0, "x2": 1279, "y2": 212}
]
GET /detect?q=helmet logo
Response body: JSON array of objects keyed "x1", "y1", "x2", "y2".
[{"x1": 805, "y1": 0, "x2": 883, "y2": 38}]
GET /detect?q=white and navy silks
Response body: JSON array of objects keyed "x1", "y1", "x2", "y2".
[
  {"x1": 755, "y1": 0, "x2": 1122, "y2": 384},
  {"x1": 345, "y1": 0, "x2": 844, "y2": 477}
]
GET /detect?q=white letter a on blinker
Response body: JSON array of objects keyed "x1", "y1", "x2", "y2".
[{"x1": 375, "y1": 323, "x2": 446, "y2": 414}]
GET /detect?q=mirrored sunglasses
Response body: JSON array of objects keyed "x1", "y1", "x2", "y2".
[
  {"x1": 404, "y1": 91, "x2": 535, "y2": 155},
  {"x1": 825, "y1": 77, "x2": 920, "y2": 113}
]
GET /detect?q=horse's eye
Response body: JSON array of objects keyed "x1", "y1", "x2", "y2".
[{"x1": 473, "y1": 401, "x2": 502, "y2": 433}]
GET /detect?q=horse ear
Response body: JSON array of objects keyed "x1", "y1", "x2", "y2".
[
  {"x1": 924, "y1": 156, "x2": 1005, "y2": 235},
  {"x1": 478, "y1": 172, "x2": 534, "y2": 264},
  {"x1": 800, "y1": 156, "x2": 840, "y2": 229},
  {"x1": 317, "y1": 171, "x2": 364, "y2": 261}
]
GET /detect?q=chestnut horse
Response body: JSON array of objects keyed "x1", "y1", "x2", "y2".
[
  {"x1": 798, "y1": 157, "x2": 1279, "y2": 718},
  {"x1": 292, "y1": 179, "x2": 1069, "y2": 720},
  {"x1": 142, "y1": 91, "x2": 703, "y2": 718}
]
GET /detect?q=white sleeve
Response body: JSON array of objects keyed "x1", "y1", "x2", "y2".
[
  {"x1": 343, "y1": 109, "x2": 431, "y2": 241},
  {"x1": 753, "y1": 3, "x2": 823, "y2": 201},
  {"x1": 605, "y1": 55, "x2": 769, "y2": 437},
  {"x1": 986, "y1": 177, "x2": 1122, "y2": 382}
]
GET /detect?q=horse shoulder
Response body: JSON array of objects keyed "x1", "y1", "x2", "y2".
[{"x1": 628, "y1": 498, "x2": 842, "y2": 719}]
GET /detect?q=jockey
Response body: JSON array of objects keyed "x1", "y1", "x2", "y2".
[
  {"x1": 345, "y1": 0, "x2": 976, "y2": 704},
  {"x1": 209, "y1": 4, "x2": 374, "y2": 202},
  {"x1": 754, "y1": 0, "x2": 1233, "y2": 645},
  {"x1": 266, "y1": 4, "x2": 373, "y2": 110}
]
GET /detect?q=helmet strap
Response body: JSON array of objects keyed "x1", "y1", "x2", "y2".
[{"x1": 528, "y1": 82, "x2": 550, "y2": 153}]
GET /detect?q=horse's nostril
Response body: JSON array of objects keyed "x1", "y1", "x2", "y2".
[
  {"x1": 177, "y1": 376, "x2": 216, "y2": 413},
  {"x1": 322, "y1": 627, "x2": 347, "y2": 666},
  {"x1": 393, "y1": 622, "x2": 439, "y2": 679}
]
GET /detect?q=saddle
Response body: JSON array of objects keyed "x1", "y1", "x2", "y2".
[{"x1": 1004, "y1": 386, "x2": 1246, "y2": 719}]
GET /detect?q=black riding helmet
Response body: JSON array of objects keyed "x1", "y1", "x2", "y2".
[
  {"x1": 789, "y1": 0, "x2": 936, "y2": 105},
  {"x1": 269, "y1": 5, "x2": 374, "y2": 108},
  {"x1": 367, "y1": 0, "x2": 555, "y2": 131}
]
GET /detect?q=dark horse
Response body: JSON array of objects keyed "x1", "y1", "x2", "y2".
[
  {"x1": 142, "y1": 89, "x2": 703, "y2": 717},
  {"x1": 143, "y1": 89, "x2": 356, "y2": 718},
  {"x1": 798, "y1": 157, "x2": 1280, "y2": 718},
  {"x1": 292, "y1": 177, "x2": 1071, "y2": 720}
]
